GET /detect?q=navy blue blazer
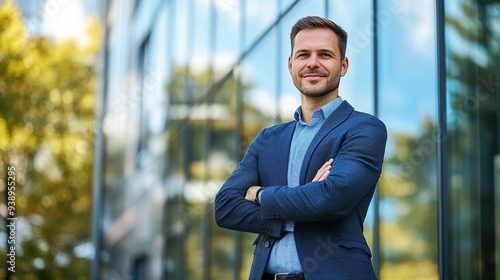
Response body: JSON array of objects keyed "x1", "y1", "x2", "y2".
[{"x1": 214, "y1": 101, "x2": 387, "y2": 280}]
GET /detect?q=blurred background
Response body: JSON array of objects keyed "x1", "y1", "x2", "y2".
[{"x1": 0, "y1": 0, "x2": 499, "y2": 279}]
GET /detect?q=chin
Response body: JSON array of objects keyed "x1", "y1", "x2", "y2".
[{"x1": 302, "y1": 91, "x2": 331, "y2": 98}]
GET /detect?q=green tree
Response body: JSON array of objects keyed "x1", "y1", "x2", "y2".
[{"x1": 0, "y1": 1, "x2": 101, "y2": 278}]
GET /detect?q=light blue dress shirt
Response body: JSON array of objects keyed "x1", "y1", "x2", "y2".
[{"x1": 264, "y1": 97, "x2": 343, "y2": 274}]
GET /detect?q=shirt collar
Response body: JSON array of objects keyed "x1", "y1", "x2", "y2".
[{"x1": 294, "y1": 96, "x2": 343, "y2": 125}]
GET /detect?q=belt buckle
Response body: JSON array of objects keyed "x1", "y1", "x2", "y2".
[{"x1": 274, "y1": 273, "x2": 289, "y2": 280}]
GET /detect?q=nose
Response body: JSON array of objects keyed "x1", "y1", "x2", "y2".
[{"x1": 306, "y1": 53, "x2": 319, "y2": 68}]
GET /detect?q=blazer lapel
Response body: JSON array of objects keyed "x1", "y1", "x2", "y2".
[
  {"x1": 299, "y1": 101, "x2": 354, "y2": 185},
  {"x1": 276, "y1": 121, "x2": 295, "y2": 184}
]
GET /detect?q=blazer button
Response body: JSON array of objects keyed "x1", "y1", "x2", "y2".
[{"x1": 265, "y1": 241, "x2": 270, "y2": 248}]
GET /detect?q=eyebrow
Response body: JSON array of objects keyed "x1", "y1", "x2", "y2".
[
  {"x1": 318, "y1": 49, "x2": 336, "y2": 55},
  {"x1": 294, "y1": 48, "x2": 337, "y2": 56}
]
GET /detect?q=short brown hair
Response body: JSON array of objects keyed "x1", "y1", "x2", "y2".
[{"x1": 290, "y1": 16, "x2": 348, "y2": 59}]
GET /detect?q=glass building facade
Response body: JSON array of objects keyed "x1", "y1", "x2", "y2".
[{"x1": 93, "y1": 0, "x2": 500, "y2": 279}]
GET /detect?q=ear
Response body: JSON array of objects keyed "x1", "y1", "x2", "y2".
[
  {"x1": 288, "y1": 56, "x2": 293, "y2": 75},
  {"x1": 340, "y1": 57, "x2": 349, "y2": 77}
]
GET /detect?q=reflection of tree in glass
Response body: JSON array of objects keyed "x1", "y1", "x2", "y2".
[
  {"x1": 445, "y1": 1, "x2": 499, "y2": 278},
  {"x1": 379, "y1": 116, "x2": 438, "y2": 279},
  {"x1": 164, "y1": 65, "x2": 264, "y2": 279},
  {"x1": 379, "y1": 1, "x2": 499, "y2": 278}
]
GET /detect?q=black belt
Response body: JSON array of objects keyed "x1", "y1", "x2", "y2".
[{"x1": 262, "y1": 272, "x2": 305, "y2": 280}]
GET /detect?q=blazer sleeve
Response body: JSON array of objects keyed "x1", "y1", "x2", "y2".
[
  {"x1": 214, "y1": 128, "x2": 283, "y2": 237},
  {"x1": 259, "y1": 116, "x2": 387, "y2": 222}
]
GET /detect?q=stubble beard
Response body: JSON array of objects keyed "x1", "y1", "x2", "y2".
[{"x1": 294, "y1": 76, "x2": 341, "y2": 99}]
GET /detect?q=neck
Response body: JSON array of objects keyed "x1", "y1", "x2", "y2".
[{"x1": 300, "y1": 92, "x2": 339, "y2": 124}]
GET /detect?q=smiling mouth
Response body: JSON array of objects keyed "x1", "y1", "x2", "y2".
[
  {"x1": 301, "y1": 70, "x2": 327, "y2": 78},
  {"x1": 302, "y1": 74, "x2": 324, "y2": 80}
]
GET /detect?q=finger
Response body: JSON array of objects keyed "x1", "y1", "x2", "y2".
[
  {"x1": 320, "y1": 158, "x2": 334, "y2": 169},
  {"x1": 316, "y1": 160, "x2": 332, "y2": 175},
  {"x1": 318, "y1": 169, "x2": 329, "y2": 181},
  {"x1": 313, "y1": 167, "x2": 330, "y2": 181},
  {"x1": 322, "y1": 169, "x2": 330, "y2": 180},
  {"x1": 312, "y1": 173, "x2": 321, "y2": 182},
  {"x1": 313, "y1": 160, "x2": 333, "y2": 182},
  {"x1": 313, "y1": 171, "x2": 323, "y2": 182},
  {"x1": 320, "y1": 162, "x2": 332, "y2": 174}
]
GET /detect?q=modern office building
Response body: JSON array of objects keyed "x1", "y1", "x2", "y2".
[{"x1": 92, "y1": 0, "x2": 500, "y2": 279}]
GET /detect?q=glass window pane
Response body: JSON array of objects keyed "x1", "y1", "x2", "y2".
[
  {"x1": 241, "y1": 27, "x2": 278, "y2": 148},
  {"x1": 445, "y1": 0, "x2": 500, "y2": 278},
  {"x1": 378, "y1": 0, "x2": 438, "y2": 279},
  {"x1": 190, "y1": 0, "x2": 212, "y2": 88},
  {"x1": 214, "y1": 0, "x2": 240, "y2": 79},
  {"x1": 173, "y1": 0, "x2": 189, "y2": 67},
  {"x1": 244, "y1": 0, "x2": 278, "y2": 50},
  {"x1": 209, "y1": 76, "x2": 240, "y2": 279}
]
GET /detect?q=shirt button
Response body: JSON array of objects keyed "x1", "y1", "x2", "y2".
[{"x1": 265, "y1": 241, "x2": 270, "y2": 248}]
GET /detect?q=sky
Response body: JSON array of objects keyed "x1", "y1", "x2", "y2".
[
  {"x1": 16, "y1": 0, "x2": 91, "y2": 43},
  {"x1": 40, "y1": 0, "x2": 88, "y2": 41}
]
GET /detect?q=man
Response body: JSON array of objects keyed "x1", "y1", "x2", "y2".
[{"x1": 214, "y1": 16, "x2": 387, "y2": 280}]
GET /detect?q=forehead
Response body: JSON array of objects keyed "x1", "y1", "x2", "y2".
[{"x1": 292, "y1": 28, "x2": 339, "y2": 53}]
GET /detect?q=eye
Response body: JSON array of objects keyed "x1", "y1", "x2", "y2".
[
  {"x1": 320, "y1": 53, "x2": 333, "y2": 58},
  {"x1": 296, "y1": 52, "x2": 308, "y2": 58}
]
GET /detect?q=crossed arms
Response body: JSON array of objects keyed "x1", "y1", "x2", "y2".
[
  {"x1": 244, "y1": 158, "x2": 334, "y2": 203},
  {"x1": 214, "y1": 116, "x2": 387, "y2": 237}
]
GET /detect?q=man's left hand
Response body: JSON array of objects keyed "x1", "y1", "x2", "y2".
[{"x1": 245, "y1": 186, "x2": 262, "y2": 203}]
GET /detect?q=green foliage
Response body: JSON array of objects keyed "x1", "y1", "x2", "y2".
[{"x1": 0, "y1": 1, "x2": 101, "y2": 278}]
